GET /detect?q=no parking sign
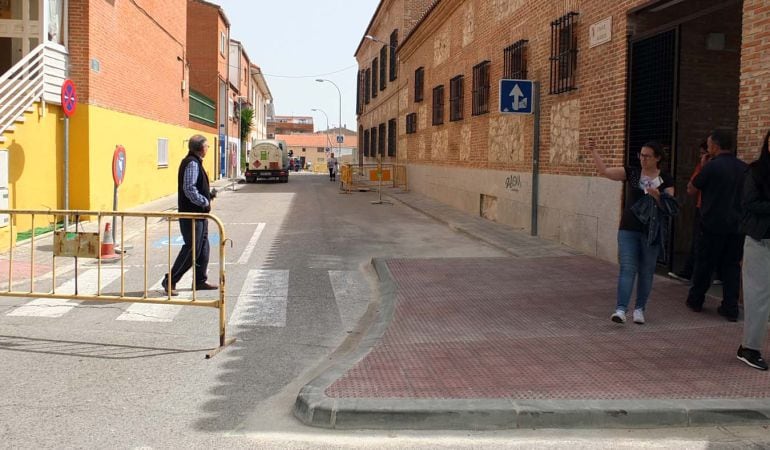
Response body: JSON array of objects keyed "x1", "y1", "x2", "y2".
[{"x1": 61, "y1": 79, "x2": 77, "y2": 117}]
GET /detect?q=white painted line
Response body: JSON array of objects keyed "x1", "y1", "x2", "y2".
[
  {"x1": 237, "y1": 222, "x2": 266, "y2": 265},
  {"x1": 229, "y1": 269, "x2": 288, "y2": 328},
  {"x1": 116, "y1": 273, "x2": 194, "y2": 322},
  {"x1": 329, "y1": 271, "x2": 371, "y2": 329},
  {"x1": 7, "y1": 269, "x2": 122, "y2": 318}
]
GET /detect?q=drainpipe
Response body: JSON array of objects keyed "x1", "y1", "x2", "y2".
[{"x1": 531, "y1": 81, "x2": 541, "y2": 237}]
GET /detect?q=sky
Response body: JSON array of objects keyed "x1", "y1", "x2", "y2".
[{"x1": 209, "y1": 0, "x2": 380, "y2": 132}]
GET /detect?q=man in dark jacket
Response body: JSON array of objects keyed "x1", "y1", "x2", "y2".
[
  {"x1": 161, "y1": 135, "x2": 218, "y2": 296},
  {"x1": 685, "y1": 129, "x2": 747, "y2": 320}
]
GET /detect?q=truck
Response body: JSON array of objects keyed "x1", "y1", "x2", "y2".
[{"x1": 245, "y1": 139, "x2": 290, "y2": 183}]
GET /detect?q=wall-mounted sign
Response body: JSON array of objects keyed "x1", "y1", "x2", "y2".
[{"x1": 589, "y1": 17, "x2": 612, "y2": 48}]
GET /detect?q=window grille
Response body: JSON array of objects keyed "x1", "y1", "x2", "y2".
[
  {"x1": 549, "y1": 12, "x2": 579, "y2": 94},
  {"x1": 356, "y1": 70, "x2": 363, "y2": 114},
  {"x1": 157, "y1": 138, "x2": 169, "y2": 167},
  {"x1": 406, "y1": 113, "x2": 417, "y2": 134},
  {"x1": 380, "y1": 46, "x2": 387, "y2": 91},
  {"x1": 504, "y1": 40, "x2": 528, "y2": 79},
  {"x1": 432, "y1": 85, "x2": 445, "y2": 125},
  {"x1": 370, "y1": 127, "x2": 377, "y2": 157},
  {"x1": 378, "y1": 123, "x2": 386, "y2": 156},
  {"x1": 387, "y1": 118, "x2": 397, "y2": 156},
  {"x1": 449, "y1": 75, "x2": 464, "y2": 121},
  {"x1": 363, "y1": 129, "x2": 370, "y2": 156},
  {"x1": 472, "y1": 61, "x2": 490, "y2": 115},
  {"x1": 372, "y1": 58, "x2": 379, "y2": 98},
  {"x1": 365, "y1": 69, "x2": 371, "y2": 104},
  {"x1": 389, "y1": 30, "x2": 398, "y2": 81},
  {"x1": 414, "y1": 67, "x2": 425, "y2": 102}
]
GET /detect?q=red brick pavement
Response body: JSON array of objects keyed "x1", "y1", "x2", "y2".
[
  {"x1": 0, "y1": 259, "x2": 52, "y2": 283},
  {"x1": 326, "y1": 256, "x2": 770, "y2": 400}
]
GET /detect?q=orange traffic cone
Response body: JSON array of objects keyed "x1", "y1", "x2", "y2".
[{"x1": 100, "y1": 223, "x2": 120, "y2": 261}]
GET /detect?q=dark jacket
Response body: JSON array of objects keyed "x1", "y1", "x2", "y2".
[
  {"x1": 630, "y1": 192, "x2": 679, "y2": 260},
  {"x1": 178, "y1": 153, "x2": 211, "y2": 213},
  {"x1": 741, "y1": 164, "x2": 770, "y2": 241}
]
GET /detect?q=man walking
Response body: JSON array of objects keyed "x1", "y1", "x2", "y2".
[
  {"x1": 327, "y1": 152, "x2": 338, "y2": 182},
  {"x1": 162, "y1": 135, "x2": 218, "y2": 296},
  {"x1": 685, "y1": 129, "x2": 747, "y2": 321}
]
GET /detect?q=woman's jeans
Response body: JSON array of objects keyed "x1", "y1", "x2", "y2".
[
  {"x1": 616, "y1": 230, "x2": 661, "y2": 312},
  {"x1": 742, "y1": 237, "x2": 770, "y2": 351}
]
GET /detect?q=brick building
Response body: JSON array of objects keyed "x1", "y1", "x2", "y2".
[
  {"x1": 267, "y1": 116, "x2": 315, "y2": 137},
  {"x1": 277, "y1": 133, "x2": 359, "y2": 173},
  {"x1": 357, "y1": 0, "x2": 770, "y2": 269}
]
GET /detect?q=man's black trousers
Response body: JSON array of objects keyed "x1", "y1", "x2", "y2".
[
  {"x1": 167, "y1": 218, "x2": 209, "y2": 287},
  {"x1": 687, "y1": 229, "x2": 744, "y2": 315}
]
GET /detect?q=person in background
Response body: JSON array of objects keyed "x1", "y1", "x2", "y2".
[
  {"x1": 327, "y1": 153, "x2": 338, "y2": 182},
  {"x1": 685, "y1": 129, "x2": 747, "y2": 321},
  {"x1": 737, "y1": 130, "x2": 770, "y2": 371},
  {"x1": 590, "y1": 139, "x2": 675, "y2": 325}
]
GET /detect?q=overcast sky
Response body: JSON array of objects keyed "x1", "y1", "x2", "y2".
[{"x1": 208, "y1": 0, "x2": 380, "y2": 132}]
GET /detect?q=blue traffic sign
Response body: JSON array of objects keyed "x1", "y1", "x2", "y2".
[
  {"x1": 500, "y1": 79, "x2": 534, "y2": 114},
  {"x1": 336, "y1": 135, "x2": 344, "y2": 144}
]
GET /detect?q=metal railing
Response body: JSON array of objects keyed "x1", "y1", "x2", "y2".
[{"x1": 340, "y1": 163, "x2": 408, "y2": 193}]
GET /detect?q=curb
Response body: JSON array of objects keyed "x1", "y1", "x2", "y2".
[{"x1": 293, "y1": 259, "x2": 770, "y2": 430}]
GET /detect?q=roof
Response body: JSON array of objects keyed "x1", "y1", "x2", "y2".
[
  {"x1": 276, "y1": 133, "x2": 358, "y2": 149},
  {"x1": 250, "y1": 64, "x2": 273, "y2": 101},
  {"x1": 399, "y1": 0, "x2": 442, "y2": 52}
]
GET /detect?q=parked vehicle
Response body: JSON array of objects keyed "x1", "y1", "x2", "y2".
[{"x1": 245, "y1": 139, "x2": 290, "y2": 183}]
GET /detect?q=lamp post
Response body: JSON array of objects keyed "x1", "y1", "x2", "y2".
[
  {"x1": 311, "y1": 108, "x2": 332, "y2": 152},
  {"x1": 315, "y1": 78, "x2": 342, "y2": 162}
]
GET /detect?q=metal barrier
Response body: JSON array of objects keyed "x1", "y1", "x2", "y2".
[
  {"x1": 0, "y1": 209, "x2": 235, "y2": 358},
  {"x1": 340, "y1": 163, "x2": 408, "y2": 194}
]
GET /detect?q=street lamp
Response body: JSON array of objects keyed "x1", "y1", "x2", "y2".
[
  {"x1": 315, "y1": 78, "x2": 342, "y2": 162},
  {"x1": 311, "y1": 108, "x2": 333, "y2": 151}
]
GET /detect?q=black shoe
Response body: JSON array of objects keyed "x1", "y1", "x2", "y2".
[
  {"x1": 737, "y1": 346, "x2": 768, "y2": 370},
  {"x1": 686, "y1": 299, "x2": 702, "y2": 312},
  {"x1": 194, "y1": 282, "x2": 218, "y2": 291},
  {"x1": 717, "y1": 306, "x2": 738, "y2": 322},
  {"x1": 161, "y1": 278, "x2": 178, "y2": 296}
]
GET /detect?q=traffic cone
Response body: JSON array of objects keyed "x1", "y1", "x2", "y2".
[{"x1": 100, "y1": 223, "x2": 120, "y2": 261}]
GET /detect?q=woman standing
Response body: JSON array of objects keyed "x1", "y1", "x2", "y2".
[
  {"x1": 590, "y1": 139, "x2": 675, "y2": 324},
  {"x1": 737, "y1": 130, "x2": 770, "y2": 371}
]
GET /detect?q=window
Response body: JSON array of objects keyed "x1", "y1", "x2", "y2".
[
  {"x1": 549, "y1": 12, "x2": 579, "y2": 94},
  {"x1": 157, "y1": 138, "x2": 169, "y2": 167},
  {"x1": 504, "y1": 40, "x2": 528, "y2": 79},
  {"x1": 220, "y1": 32, "x2": 226, "y2": 55},
  {"x1": 472, "y1": 61, "x2": 490, "y2": 115},
  {"x1": 372, "y1": 58, "x2": 378, "y2": 98},
  {"x1": 432, "y1": 85, "x2": 445, "y2": 126},
  {"x1": 414, "y1": 67, "x2": 425, "y2": 102},
  {"x1": 363, "y1": 129, "x2": 370, "y2": 156},
  {"x1": 317, "y1": 148, "x2": 325, "y2": 153},
  {"x1": 370, "y1": 127, "x2": 377, "y2": 157},
  {"x1": 364, "y1": 69, "x2": 371, "y2": 104},
  {"x1": 389, "y1": 30, "x2": 399, "y2": 81},
  {"x1": 380, "y1": 46, "x2": 387, "y2": 91},
  {"x1": 406, "y1": 113, "x2": 417, "y2": 134},
  {"x1": 449, "y1": 75, "x2": 464, "y2": 121},
  {"x1": 387, "y1": 118, "x2": 397, "y2": 157},
  {"x1": 378, "y1": 123, "x2": 386, "y2": 156},
  {"x1": 356, "y1": 70, "x2": 363, "y2": 114}
]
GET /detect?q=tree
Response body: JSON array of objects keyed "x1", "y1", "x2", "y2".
[{"x1": 240, "y1": 107, "x2": 254, "y2": 142}]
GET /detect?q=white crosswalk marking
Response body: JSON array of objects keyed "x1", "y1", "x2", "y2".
[
  {"x1": 7, "y1": 269, "x2": 122, "y2": 318},
  {"x1": 328, "y1": 270, "x2": 371, "y2": 329},
  {"x1": 229, "y1": 269, "x2": 289, "y2": 327},
  {"x1": 237, "y1": 222, "x2": 266, "y2": 265},
  {"x1": 116, "y1": 273, "x2": 195, "y2": 322}
]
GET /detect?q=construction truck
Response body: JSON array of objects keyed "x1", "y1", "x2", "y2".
[{"x1": 245, "y1": 139, "x2": 290, "y2": 183}]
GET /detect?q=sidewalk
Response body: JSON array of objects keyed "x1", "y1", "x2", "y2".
[{"x1": 295, "y1": 190, "x2": 770, "y2": 430}]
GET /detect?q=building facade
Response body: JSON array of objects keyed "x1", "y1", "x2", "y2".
[
  {"x1": 267, "y1": 115, "x2": 314, "y2": 137},
  {"x1": 358, "y1": 0, "x2": 770, "y2": 268},
  {"x1": 250, "y1": 64, "x2": 272, "y2": 142}
]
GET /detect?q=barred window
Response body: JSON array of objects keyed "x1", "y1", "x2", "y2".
[
  {"x1": 364, "y1": 69, "x2": 371, "y2": 104},
  {"x1": 370, "y1": 126, "x2": 377, "y2": 157},
  {"x1": 356, "y1": 70, "x2": 364, "y2": 114},
  {"x1": 549, "y1": 12, "x2": 579, "y2": 94},
  {"x1": 380, "y1": 46, "x2": 387, "y2": 91},
  {"x1": 359, "y1": 126, "x2": 364, "y2": 156},
  {"x1": 378, "y1": 123, "x2": 386, "y2": 157},
  {"x1": 363, "y1": 128, "x2": 370, "y2": 156},
  {"x1": 387, "y1": 118, "x2": 397, "y2": 157},
  {"x1": 449, "y1": 75, "x2": 464, "y2": 121},
  {"x1": 414, "y1": 67, "x2": 424, "y2": 102},
  {"x1": 504, "y1": 40, "x2": 528, "y2": 79},
  {"x1": 389, "y1": 30, "x2": 398, "y2": 81},
  {"x1": 372, "y1": 58, "x2": 378, "y2": 98},
  {"x1": 406, "y1": 112, "x2": 417, "y2": 134},
  {"x1": 432, "y1": 85, "x2": 444, "y2": 126},
  {"x1": 472, "y1": 61, "x2": 490, "y2": 116}
]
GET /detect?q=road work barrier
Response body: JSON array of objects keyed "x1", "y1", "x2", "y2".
[
  {"x1": 0, "y1": 209, "x2": 234, "y2": 358},
  {"x1": 340, "y1": 163, "x2": 408, "y2": 193}
]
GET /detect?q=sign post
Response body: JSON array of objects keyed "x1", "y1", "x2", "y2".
[
  {"x1": 112, "y1": 145, "x2": 126, "y2": 244},
  {"x1": 61, "y1": 79, "x2": 77, "y2": 231},
  {"x1": 500, "y1": 79, "x2": 540, "y2": 236}
]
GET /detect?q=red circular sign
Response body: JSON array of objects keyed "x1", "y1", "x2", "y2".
[
  {"x1": 112, "y1": 145, "x2": 127, "y2": 186},
  {"x1": 61, "y1": 79, "x2": 77, "y2": 118}
]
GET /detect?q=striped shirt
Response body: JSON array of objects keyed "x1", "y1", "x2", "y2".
[{"x1": 182, "y1": 161, "x2": 209, "y2": 208}]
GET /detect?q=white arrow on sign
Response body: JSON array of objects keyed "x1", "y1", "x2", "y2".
[{"x1": 510, "y1": 84, "x2": 524, "y2": 110}]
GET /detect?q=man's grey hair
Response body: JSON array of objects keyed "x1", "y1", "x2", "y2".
[{"x1": 188, "y1": 134, "x2": 208, "y2": 154}]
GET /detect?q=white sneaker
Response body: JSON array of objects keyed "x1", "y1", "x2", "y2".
[
  {"x1": 611, "y1": 309, "x2": 626, "y2": 324},
  {"x1": 633, "y1": 309, "x2": 645, "y2": 324}
]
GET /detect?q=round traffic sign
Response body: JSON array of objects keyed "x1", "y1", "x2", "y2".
[
  {"x1": 61, "y1": 79, "x2": 77, "y2": 118},
  {"x1": 112, "y1": 145, "x2": 127, "y2": 186}
]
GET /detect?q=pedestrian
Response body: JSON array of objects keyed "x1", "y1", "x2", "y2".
[
  {"x1": 289, "y1": 158, "x2": 295, "y2": 172},
  {"x1": 737, "y1": 130, "x2": 770, "y2": 370},
  {"x1": 327, "y1": 153, "x2": 338, "y2": 181},
  {"x1": 685, "y1": 129, "x2": 747, "y2": 321},
  {"x1": 161, "y1": 134, "x2": 218, "y2": 296},
  {"x1": 590, "y1": 139, "x2": 676, "y2": 324}
]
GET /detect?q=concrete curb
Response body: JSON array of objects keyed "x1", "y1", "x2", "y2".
[{"x1": 293, "y1": 258, "x2": 770, "y2": 430}]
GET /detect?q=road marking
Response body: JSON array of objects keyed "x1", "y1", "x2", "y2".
[
  {"x1": 237, "y1": 222, "x2": 266, "y2": 265},
  {"x1": 329, "y1": 270, "x2": 371, "y2": 329},
  {"x1": 7, "y1": 269, "x2": 122, "y2": 318},
  {"x1": 229, "y1": 269, "x2": 288, "y2": 327},
  {"x1": 116, "y1": 272, "x2": 199, "y2": 322}
]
